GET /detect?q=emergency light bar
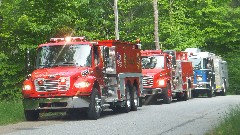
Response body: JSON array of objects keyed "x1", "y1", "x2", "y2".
[
  {"x1": 71, "y1": 37, "x2": 85, "y2": 41},
  {"x1": 142, "y1": 50, "x2": 163, "y2": 55},
  {"x1": 50, "y1": 37, "x2": 85, "y2": 43},
  {"x1": 50, "y1": 38, "x2": 65, "y2": 42},
  {"x1": 189, "y1": 52, "x2": 198, "y2": 57}
]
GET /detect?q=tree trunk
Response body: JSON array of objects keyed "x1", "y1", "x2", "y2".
[
  {"x1": 114, "y1": 0, "x2": 119, "y2": 40},
  {"x1": 153, "y1": 0, "x2": 160, "y2": 50}
]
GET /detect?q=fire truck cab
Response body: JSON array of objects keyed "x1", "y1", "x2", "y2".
[{"x1": 22, "y1": 37, "x2": 143, "y2": 120}]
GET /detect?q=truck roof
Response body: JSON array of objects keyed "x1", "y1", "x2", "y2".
[
  {"x1": 39, "y1": 38, "x2": 140, "y2": 49},
  {"x1": 185, "y1": 48, "x2": 201, "y2": 53}
]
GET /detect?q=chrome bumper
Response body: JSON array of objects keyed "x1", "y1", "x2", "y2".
[{"x1": 23, "y1": 97, "x2": 90, "y2": 111}]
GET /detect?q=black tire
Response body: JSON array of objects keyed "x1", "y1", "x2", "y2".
[
  {"x1": 24, "y1": 110, "x2": 39, "y2": 121},
  {"x1": 215, "y1": 92, "x2": 220, "y2": 96},
  {"x1": 112, "y1": 106, "x2": 122, "y2": 114},
  {"x1": 123, "y1": 85, "x2": 131, "y2": 113},
  {"x1": 183, "y1": 83, "x2": 191, "y2": 101},
  {"x1": 138, "y1": 97, "x2": 143, "y2": 107},
  {"x1": 183, "y1": 91, "x2": 188, "y2": 101},
  {"x1": 221, "y1": 82, "x2": 226, "y2": 96},
  {"x1": 192, "y1": 90, "x2": 198, "y2": 98},
  {"x1": 144, "y1": 95, "x2": 157, "y2": 105},
  {"x1": 207, "y1": 80, "x2": 214, "y2": 98},
  {"x1": 123, "y1": 101, "x2": 130, "y2": 113},
  {"x1": 207, "y1": 89, "x2": 213, "y2": 98},
  {"x1": 87, "y1": 88, "x2": 102, "y2": 120},
  {"x1": 176, "y1": 93, "x2": 183, "y2": 101},
  {"x1": 163, "y1": 83, "x2": 172, "y2": 104},
  {"x1": 130, "y1": 86, "x2": 138, "y2": 111}
]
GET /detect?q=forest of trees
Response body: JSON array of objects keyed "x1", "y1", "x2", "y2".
[{"x1": 0, "y1": 0, "x2": 240, "y2": 100}]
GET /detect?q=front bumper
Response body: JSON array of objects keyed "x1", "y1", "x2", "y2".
[
  {"x1": 23, "y1": 96, "x2": 90, "y2": 111},
  {"x1": 215, "y1": 86, "x2": 223, "y2": 92},
  {"x1": 194, "y1": 82, "x2": 210, "y2": 90},
  {"x1": 142, "y1": 88, "x2": 163, "y2": 95}
]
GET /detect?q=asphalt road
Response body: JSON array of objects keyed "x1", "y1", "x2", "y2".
[{"x1": 1, "y1": 95, "x2": 240, "y2": 135}]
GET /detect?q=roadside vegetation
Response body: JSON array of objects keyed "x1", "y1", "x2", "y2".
[
  {"x1": 0, "y1": 101, "x2": 25, "y2": 125},
  {"x1": 207, "y1": 104, "x2": 240, "y2": 135}
]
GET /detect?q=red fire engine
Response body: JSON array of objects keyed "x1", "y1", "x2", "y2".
[
  {"x1": 22, "y1": 37, "x2": 143, "y2": 120},
  {"x1": 141, "y1": 50, "x2": 193, "y2": 104},
  {"x1": 141, "y1": 50, "x2": 172, "y2": 104},
  {"x1": 170, "y1": 51, "x2": 194, "y2": 100}
]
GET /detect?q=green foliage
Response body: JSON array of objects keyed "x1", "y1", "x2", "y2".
[
  {"x1": 225, "y1": 50, "x2": 240, "y2": 94},
  {"x1": 0, "y1": 0, "x2": 240, "y2": 100}
]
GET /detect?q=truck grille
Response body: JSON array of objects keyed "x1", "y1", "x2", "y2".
[
  {"x1": 34, "y1": 78, "x2": 70, "y2": 92},
  {"x1": 142, "y1": 76, "x2": 153, "y2": 87}
]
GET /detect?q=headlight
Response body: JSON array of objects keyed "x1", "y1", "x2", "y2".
[
  {"x1": 74, "y1": 81, "x2": 90, "y2": 88},
  {"x1": 197, "y1": 76, "x2": 202, "y2": 81},
  {"x1": 23, "y1": 85, "x2": 31, "y2": 90},
  {"x1": 59, "y1": 77, "x2": 67, "y2": 85},
  {"x1": 158, "y1": 79, "x2": 165, "y2": 86}
]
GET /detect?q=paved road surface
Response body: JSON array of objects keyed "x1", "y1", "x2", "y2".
[{"x1": 1, "y1": 95, "x2": 240, "y2": 135}]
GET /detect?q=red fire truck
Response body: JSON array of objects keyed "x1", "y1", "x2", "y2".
[
  {"x1": 141, "y1": 50, "x2": 172, "y2": 104},
  {"x1": 141, "y1": 50, "x2": 193, "y2": 104},
  {"x1": 22, "y1": 37, "x2": 143, "y2": 120},
  {"x1": 171, "y1": 51, "x2": 194, "y2": 100}
]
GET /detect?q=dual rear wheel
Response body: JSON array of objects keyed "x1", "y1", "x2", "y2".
[{"x1": 112, "y1": 85, "x2": 138, "y2": 113}]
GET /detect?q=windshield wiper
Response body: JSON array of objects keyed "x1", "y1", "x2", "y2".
[
  {"x1": 62, "y1": 61, "x2": 75, "y2": 65},
  {"x1": 46, "y1": 62, "x2": 65, "y2": 67},
  {"x1": 52, "y1": 61, "x2": 76, "y2": 67},
  {"x1": 37, "y1": 65, "x2": 45, "y2": 68},
  {"x1": 37, "y1": 64, "x2": 53, "y2": 68},
  {"x1": 38, "y1": 62, "x2": 78, "y2": 68},
  {"x1": 50, "y1": 64, "x2": 61, "y2": 67}
]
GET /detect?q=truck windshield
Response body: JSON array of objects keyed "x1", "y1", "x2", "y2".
[
  {"x1": 203, "y1": 58, "x2": 211, "y2": 69},
  {"x1": 141, "y1": 56, "x2": 164, "y2": 69},
  {"x1": 36, "y1": 44, "x2": 92, "y2": 68},
  {"x1": 189, "y1": 57, "x2": 202, "y2": 69}
]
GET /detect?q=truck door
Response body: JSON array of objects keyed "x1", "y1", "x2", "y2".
[{"x1": 93, "y1": 45, "x2": 104, "y2": 82}]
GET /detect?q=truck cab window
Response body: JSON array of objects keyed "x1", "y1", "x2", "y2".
[
  {"x1": 93, "y1": 46, "x2": 100, "y2": 66},
  {"x1": 203, "y1": 58, "x2": 208, "y2": 69}
]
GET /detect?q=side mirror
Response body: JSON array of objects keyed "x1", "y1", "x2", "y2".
[
  {"x1": 104, "y1": 47, "x2": 109, "y2": 59},
  {"x1": 25, "y1": 49, "x2": 31, "y2": 75},
  {"x1": 25, "y1": 49, "x2": 36, "y2": 77},
  {"x1": 104, "y1": 47, "x2": 109, "y2": 66}
]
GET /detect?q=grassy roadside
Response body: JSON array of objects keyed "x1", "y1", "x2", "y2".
[
  {"x1": 0, "y1": 101, "x2": 25, "y2": 125},
  {"x1": 206, "y1": 104, "x2": 240, "y2": 135}
]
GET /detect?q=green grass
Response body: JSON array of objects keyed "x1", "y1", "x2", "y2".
[
  {"x1": 0, "y1": 101, "x2": 25, "y2": 125},
  {"x1": 207, "y1": 104, "x2": 240, "y2": 135}
]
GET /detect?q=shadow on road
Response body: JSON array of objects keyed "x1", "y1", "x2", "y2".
[{"x1": 37, "y1": 108, "x2": 143, "y2": 121}]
